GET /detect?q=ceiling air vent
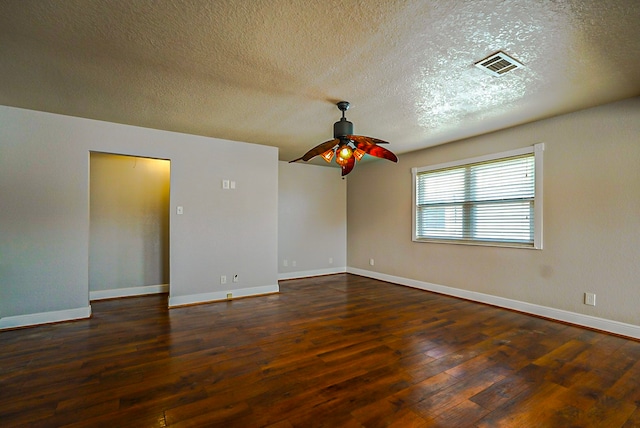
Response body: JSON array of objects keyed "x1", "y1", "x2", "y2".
[{"x1": 475, "y1": 51, "x2": 523, "y2": 77}]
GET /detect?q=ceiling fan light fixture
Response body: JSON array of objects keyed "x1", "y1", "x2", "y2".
[
  {"x1": 337, "y1": 144, "x2": 353, "y2": 161},
  {"x1": 321, "y1": 149, "x2": 335, "y2": 163},
  {"x1": 335, "y1": 154, "x2": 349, "y2": 167},
  {"x1": 353, "y1": 148, "x2": 366, "y2": 161}
]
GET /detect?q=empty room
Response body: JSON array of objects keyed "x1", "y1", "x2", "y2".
[{"x1": 1, "y1": 1, "x2": 639, "y2": 426}]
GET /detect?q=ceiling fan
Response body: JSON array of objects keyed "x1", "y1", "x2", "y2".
[{"x1": 290, "y1": 101, "x2": 398, "y2": 176}]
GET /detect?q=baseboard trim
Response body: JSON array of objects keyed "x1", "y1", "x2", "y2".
[
  {"x1": 168, "y1": 284, "x2": 279, "y2": 308},
  {"x1": 0, "y1": 306, "x2": 92, "y2": 330},
  {"x1": 278, "y1": 267, "x2": 347, "y2": 280},
  {"x1": 90, "y1": 284, "x2": 169, "y2": 301},
  {"x1": 348, "y1": 267, "x2": 640, "y2": 340}
]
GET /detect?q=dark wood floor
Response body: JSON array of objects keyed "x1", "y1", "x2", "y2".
[{"x1": 1, "y1": 274, "x2": 639, "y2": 427}]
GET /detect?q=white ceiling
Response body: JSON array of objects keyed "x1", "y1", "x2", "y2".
[{"x1": 1, "y1": 0, "x2": 639, "y2": 163}]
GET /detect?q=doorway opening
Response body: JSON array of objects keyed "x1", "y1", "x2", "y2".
[{"x1": 89, "y1": 152, "x2": 170, "y2": 300}]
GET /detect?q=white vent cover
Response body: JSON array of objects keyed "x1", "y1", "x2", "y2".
[{"x1": 475, "y1": 51, "x2": 524, "y2": 77}]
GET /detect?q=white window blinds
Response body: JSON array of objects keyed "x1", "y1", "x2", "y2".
[{"x1": 412, "y1": 144, "x2": 543, "y2": 248}]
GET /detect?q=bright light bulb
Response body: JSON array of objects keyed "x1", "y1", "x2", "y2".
[{"x1": 337, "y1": 145, "x2": 353, "y2": 160}]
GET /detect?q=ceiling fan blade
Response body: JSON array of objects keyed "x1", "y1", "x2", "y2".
[
  {"x1": 355, "y1": 140, "x2": 398, "y2": 163},
  {"x1": 348, "y1": 135, "x2": 389, "y2": 145},
  {"x1": 289, "y1": 139, "x2": 339, "y2": 162},
  {"x1": 341, "y1": 155, "x2": 356, "y2": 176}
]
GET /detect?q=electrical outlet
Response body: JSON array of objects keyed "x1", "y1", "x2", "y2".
[
  {"x1": 220, "y1": 275, "x2": 227, "y2": 284},
  {"x1": 233, "y1": 274, "x2": 238, "y2": 283},
  {"x1": 226, "y1": 293, "x2": 232, "y2": 299},
  {"x1": 584, "y1": 292, "x2": 596, "y2": 306},
  {"x1": 369, "y1": 258, "x2": 375, "y2": 266}
]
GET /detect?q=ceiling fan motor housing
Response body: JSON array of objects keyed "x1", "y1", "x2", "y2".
[{"x1": 334, "y1": 118, "x2": 353, "y2": 139}]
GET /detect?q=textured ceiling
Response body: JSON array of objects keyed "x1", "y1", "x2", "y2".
[{"x1": 1, "y1": 0, "x2": 639, "y2": 163}]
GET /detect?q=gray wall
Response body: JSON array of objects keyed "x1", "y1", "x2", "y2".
[
  {"x1": 278, "y1": 161, "x2": 346, "y2": 279},
  {"x1": 347, "y1": 97, "x2": 640, "y2": 330},
  {"x1": 0, "y1": 106, "x2": 278, "y2": 324},
  {"x1": 89, "y1": 153, "x2": 170, "y2": 293}
]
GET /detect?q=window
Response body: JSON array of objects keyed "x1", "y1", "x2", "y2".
[{"x1": 412, "y1": 144, "x2": 544, "y2": 248}]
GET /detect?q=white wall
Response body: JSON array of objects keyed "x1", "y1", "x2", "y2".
[
  {"x1": 347, "y1": 97, "x2": 640, "y2": 337},
  {"x1": 278, "y1": 161, "x2": 346, "y2": 279},
  {"x1": 0, "y1": 106, "x2": 278, "y2": 327},
  {"x1": 89, "y1": 153, "x2": 170, "y2": 296}
]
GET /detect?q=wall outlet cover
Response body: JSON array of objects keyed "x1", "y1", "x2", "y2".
[{"x1": 584, "y1": 292, "x2": 596, "y2": 306}]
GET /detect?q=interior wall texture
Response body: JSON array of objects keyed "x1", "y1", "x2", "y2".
[
  {"x1": 278, "y1": 161, "x2": 346, "y2": 279},
  {"x1": 89, "y1": 153, "x2": 170, "y2": 292},
  {"x1": 0, "y1": 106, "x2": 278, "y2": 321},
  {"x1": 347, "y1": 97, "x2": 640, "y2": 326}
]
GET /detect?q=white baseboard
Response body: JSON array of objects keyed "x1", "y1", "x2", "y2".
[
  {"x1": 0, "y1": 306, "x2": 92, "y2": 330},
  {"x1": 348, "y1": 267, "x2": 640, "y2": 340},
  {"x1": 90, "y1": 284, "x2": 169, "y2": 301},
  {"x1": 168, "y1": 284, "x2": 279, "y2": 308},
  {"x1": 278, "y1": 267, "x2": 346, "y2": 281}
]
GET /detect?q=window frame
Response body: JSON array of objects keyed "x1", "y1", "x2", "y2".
[{"x1": 412, "y1": 143, "x2": 544, "y2": 249}]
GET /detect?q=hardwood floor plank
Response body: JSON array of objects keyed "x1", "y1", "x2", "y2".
[
  {"x1": 475, "y1": 381, "x2": 573, "y2": 427},
  {"x1": 351, "y1": 400, "x2": 431, "y2": 428},
  {"x1": 433, "y1": 399, "x2": 491, "y2": 427},
  {"x1": 607, "y1": 345, "x2": 640, "y2": 404},
  {"x1": 412, "y1": 367, "x2": 505, "y2": 419},
  {"x1": 622, "y1": 407, "x2": 640, "y2": 428},
  {"x1": 1, "y1": 273, "x2": 638, "y2": 427},
  {"x1": 390, "y1": 371, "x2": 460, "y2": 407}
]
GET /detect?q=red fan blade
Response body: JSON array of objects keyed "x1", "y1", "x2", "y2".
[
  {"x1": 341, "y1": 155, "x2": 356, "y2": 176},
  {"x1": 355, "y1": 140, "x2": 398, "y2": 163},
  {"x1": 348, "y1": 135, "x2": 390, "y2": 145},
  {"x1": 289, "y1": 139, "x2": 339, "y2": 162}
]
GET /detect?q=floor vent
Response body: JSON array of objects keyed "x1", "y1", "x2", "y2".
[{"x1": 475, "y1": 51, "x2": 524, "y2": 77}]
